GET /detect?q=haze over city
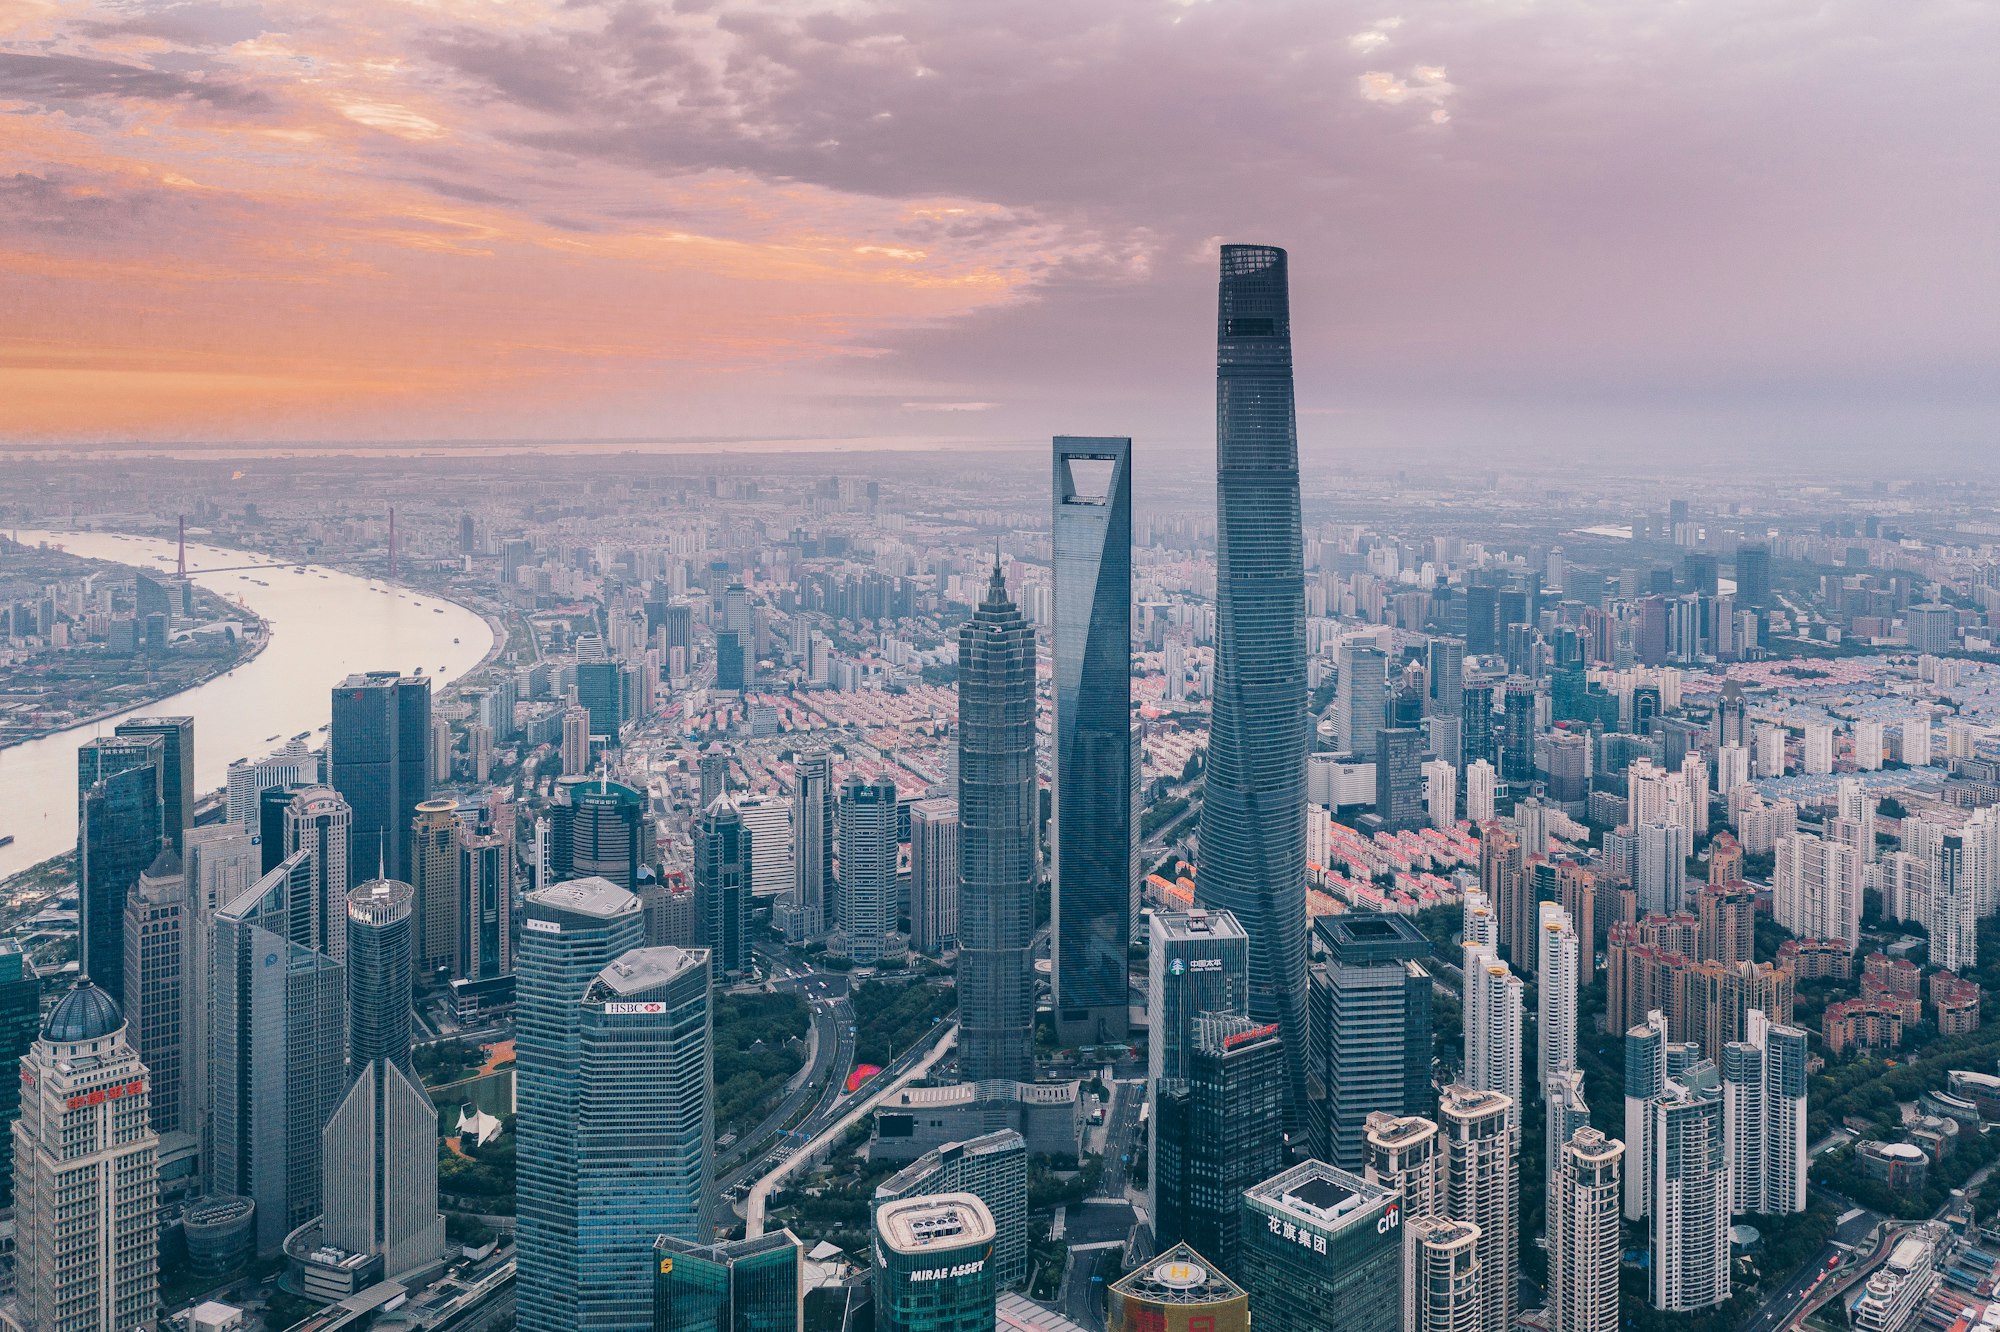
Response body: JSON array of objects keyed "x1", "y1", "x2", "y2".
[{"x1": 5, "y1": 5, "x2": 2000, "y2": 1332}]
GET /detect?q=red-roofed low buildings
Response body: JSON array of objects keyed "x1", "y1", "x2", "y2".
[
  {"x1": 1824, "y1": 998, "x2": 1905, "y2": 1057},
  {"x1": 1777, "y1": 938, "x2": 1854, "y2": 982},
  {"x1": 1931, "y1": 972, "x2": 1982, "y2": 1038}
]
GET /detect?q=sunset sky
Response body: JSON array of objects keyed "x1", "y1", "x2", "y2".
[{"x1": 3, "y1": 0, "x2": 1996, "y2": 460}]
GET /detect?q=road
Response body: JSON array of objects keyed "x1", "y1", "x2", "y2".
[
  {"x1": 1055, "y1": 1077, "x2": 1147, "y2": 1332},
  {"x1": 1740, "y1": 1191, "x2": 1885, "y2": 1331},
  {"x1": 1064, "y1": 1247, "x2": 1122, "y2": 1331},
  {"x1": 717, "y1": 990, "x2": 856, "y2": 1193},
  {"x1": 713, "y1": 962, "x2": 855, "y2": 1174},
  {"x1": 1096, "y1": 1079, "x2": 1143, "y2": 1201},
  {"x1": 1773, "y1": 1164, "x2": 2000, "y2": 1331},
  {"x1": 742, "y1": 1021, "x2": 961, "y2": 1236}
]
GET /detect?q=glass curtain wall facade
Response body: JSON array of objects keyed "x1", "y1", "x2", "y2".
[
  {"x1": 575, "y1": 946, "x2": 714, "y2": 1330},
  {"x1": 652, "y1": 1231, "x2": 804, "y2": 1332},
  {"x1": 516, "y1": 878, "x2": 647, "y2": 1332},
  {"x1": 956, "y1": 566, "x2": 1038, "y2": 1083},
  {"x1": 78, "y1": 734, "x2": 164, "y2": 1002},
  {"x1": 330, "y1": 671, "x2": 432, "y2": 888},
  {"x1": 1052, "y1": 435, "x2": 1135, "y2": 1046},
  {"x1": 1198, "y1": 244, "x2": 1311, "y2": 1114}
]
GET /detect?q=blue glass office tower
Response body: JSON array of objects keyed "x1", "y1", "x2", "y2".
[
  {"x1": 517, "y1": 878, "x2": 647, "y2": 1332},
  {"x1": 957, "y1": 565, "x2": 1038, "y2": 1083},
  {"x1": 1198, "y1": 244, "x2": 1310, "y2": 1114},
  {"x1": 653, "y1": 1231, "x2": 803, "y2": 1332},
  {"x1": 0, "y1": 941, "x2": 40, "y2": 1210},
  {"x1": 694, "y1": 798, "x2": 753, "y2": 978},
  {"x1": 1053, "y1": 436, "x2": 1135, "y2": 1046},
  {"x1": 345, "y1": 878, "x2": 416, "y2": 1070},
  {"x1": 576, "y1": 660, "x2": 627, "y2": 744},
  {"x1": 1310, "y1": 913, "x2": 1434, "y2": 1171},
  {"x1": 211, "y1": 851, "x2": 347, "y2": 1256},
  {"x1": 114, "y1": 716, "x2": 194, "y2": 855},
  {"x1": 78, "y1": 734, "x2": 164, "y2": 1004},
  {"x1": 323, "y1": 875, "x2": 445, "y2": 1278},
  {"x1": 575, "y1": 945, "x2": 714, "y2": 1331},
  {"x1": 551, "y1": 775, "x2": 645, "y2": 892},
  {"x1": 330, "y1": 671, "x2": 432, "y2": 888}
]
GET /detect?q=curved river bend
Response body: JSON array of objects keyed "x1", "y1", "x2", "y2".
[{"x1": 0, "y1": 531, "x2": 493, "y2": 879}]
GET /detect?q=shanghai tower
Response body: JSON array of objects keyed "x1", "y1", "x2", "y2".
[
  {"x1": 1198, "y1": 244, "x2": 1310, "y2": 1114},
  {"x1": 957, "y1": 562, "x2": 1038, "y2": 1083}
]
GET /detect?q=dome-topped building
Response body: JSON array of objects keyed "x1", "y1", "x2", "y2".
[
  {"x1": 42, "y1": 978, "x2": 125, "y2": 1044},
  {"x1": 15, "y1": 974, "x2": 158, "y2": 1330}
]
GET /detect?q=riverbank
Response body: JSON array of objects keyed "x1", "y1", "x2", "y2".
[
  {"x1": 0, "y1": 531, "x2": 491, "y2": 880},
  {"x1": 0, "y1": 539, "x2": 274, "y2": 747}
]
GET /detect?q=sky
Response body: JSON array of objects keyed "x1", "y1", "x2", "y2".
[{"x1": 3, "y1": 0, "x2": 1997, "y2": 463}]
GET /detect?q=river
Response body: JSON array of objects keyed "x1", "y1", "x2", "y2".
[{"x1": 0, "y1": 530, "x2": 494, "y2": 879}]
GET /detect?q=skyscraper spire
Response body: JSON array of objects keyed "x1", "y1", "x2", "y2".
[
  {"x1": 1197, "y1": 244, "x2": 1311, "y2": 1119},
  {"x1": 957, "y1": 556, "x2": 1038, "y2": 1083}
]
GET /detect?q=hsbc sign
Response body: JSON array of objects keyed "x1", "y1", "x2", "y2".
[{"x1": 604, "y1": 1001, "x2": 667, "y2": 1015}]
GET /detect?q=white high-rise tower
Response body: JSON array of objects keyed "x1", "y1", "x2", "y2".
[
  {"x1": 12, "y1": 981, "x2": 160, "y2": 1332},
  {"x1": 1549, "y1": 1127, "x2": 1624, "y2": 1332},
  {"x1": 1537, "y1": 903, "x2": 1579, "y2": 1090},
  {"x1": 1461, "y1": 942, "x2": 1523, "y2": 1143}
]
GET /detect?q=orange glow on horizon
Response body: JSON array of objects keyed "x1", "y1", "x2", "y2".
[{"x1": 0, "y1": 0, "x2": 1074, "y2": 440}]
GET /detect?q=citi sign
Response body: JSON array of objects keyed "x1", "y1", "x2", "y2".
[{"x1": 1377, "y1": 1203, "x2": 1402, "y2": 1234}]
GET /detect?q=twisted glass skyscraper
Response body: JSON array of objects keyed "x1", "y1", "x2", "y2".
[
  {"x1": 1198, "y1": 244, "x2": 1310, "y2": 1112},
  {"x1": 1052, "y1": 435, "x2": 1134, "y2": 1045},
  {"x1": 957, "y1": 564, "x2": 1038, "y2": 1083}
]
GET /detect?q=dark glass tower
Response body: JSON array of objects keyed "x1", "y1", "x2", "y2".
[
  {"x1": 113, "y1": 716, "x2": 194, "y2": 855},
  {"x1": 551, "y1": 775, "x2": 644, "y2": 892},
  {"x1": 1461, "y1": 679, "x2": 1498, "y2": 772},
  {"x1": 330, "y1": 671, "x2": 433, "y2": 888},
  {"x1": 1502, "y1": 677, "x2": 1540, "y2": 785},
  {"x1": 957, "y1": 564, "x2": 1038, "y2": 1083},
  {"x1": 1198, "y1": 244, "x2": 1310, "y2": 1112},
  {"x1": 323, "y1": 875, "x2": 445, "y2": 1278},
  {"x1": 0, "y1": 941, "x2": 41, "y2": 1210},
  {"x1": 1153, "y1": 1014, "x2": 1286, "y2": 1271},
  {"x1": 652, "y1": 1230, "x2": 803, "y2": 1332},
  {"x1": 1311, "y1": 912, "x2": 1434, "y2": 1171},
  {"x1": 575, "y1": 660, "x2": 627, "y2": 743},
  {"x1": 694, "y1": 798, "x2": 753, "y2": 978},
  {"x1": 345, "y1": 877, "x2": 416, "y2": 1070},
  {"x1": 78, "y1": 735, "x2": 163, "y2": 1004},
  {"x1": 1734, "y1": 545, "x2": 1772, "y2": 609},
  {"x1": 1052, "y1": 435, "x2": 1134, "y2": 1046}
]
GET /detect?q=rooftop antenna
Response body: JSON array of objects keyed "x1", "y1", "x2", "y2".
[
  {"x1": 378, "y1": 831, "x2": 387, "y2": 882},
  {"x1": 177, "y1": 515, "x2": 188, "y2": 578}
]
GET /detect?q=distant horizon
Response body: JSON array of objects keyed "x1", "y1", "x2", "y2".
[
  {"x1": 5, "y1": 1, "x2": 1995, "y2": 458},
  {"x1": 0, "y1": 432, "x2": 1984, "y2": 480}
]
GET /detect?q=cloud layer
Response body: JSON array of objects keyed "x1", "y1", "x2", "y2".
[{"x1": 2, "y1": 0, "x2": 1996, "y2": 460}]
